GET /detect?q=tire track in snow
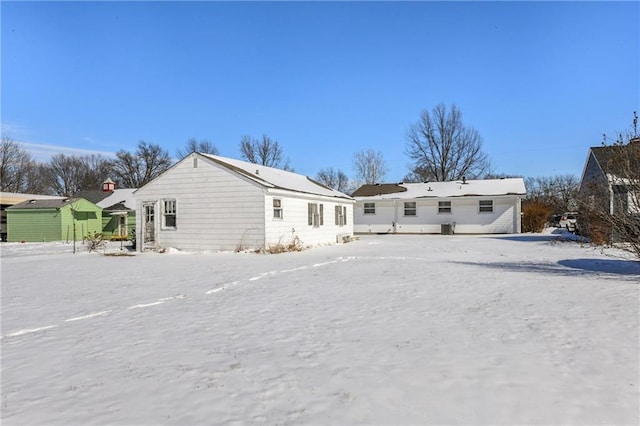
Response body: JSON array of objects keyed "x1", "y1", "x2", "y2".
[{"x1": 1, "y1": 255, "x2": 412, "y2": 340}]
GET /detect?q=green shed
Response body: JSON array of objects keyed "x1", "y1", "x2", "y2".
[{"x1": 6, "y1": 198, "x2": 102, "y2": 242}]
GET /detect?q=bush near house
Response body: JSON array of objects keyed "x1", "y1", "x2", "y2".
[{"x1": 522, "y1": 202, "x2": 552, "y2": 233}]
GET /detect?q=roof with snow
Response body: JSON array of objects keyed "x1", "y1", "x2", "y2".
[
  {"x1": 352, "y1": 178, "x2": 526, "y2": 200},
  {"x1": 0, "y1": 192, "x2": 64, "y2": 205},
  {"x1": 94, "y1": 189, "x2": 136, "y2": 211},
  {"x1": 199, "y1": 153, "x2": 354, "y2": 200}
]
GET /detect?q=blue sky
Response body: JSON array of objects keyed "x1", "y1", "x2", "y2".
[{"x1": 2, "y1": 1, "x2": 638, "y2": 182}]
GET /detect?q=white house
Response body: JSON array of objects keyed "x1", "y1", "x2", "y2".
[
  {"x1": 133, "y1": 153, "x2": 354, "y2": 252},
  {"x1": 353, "y1": 178, "x2": 526, "y2": 234}
]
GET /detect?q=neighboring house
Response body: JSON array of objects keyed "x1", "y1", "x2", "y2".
[
  {"x1": 133, "y1": 153, "x2": 355, "y2": 252},
  {"x1": 77, "y1": 182, "x2": 136, "y2": 240},
  {"x1": 0, "y1": 192, "x2": 64, "y2": 241},
  {"x1": 6, "y1": 198, "x2": 102, "y2": 242},
  {"x1": 353, "y1": 178, "x2": 526, "y2": 234},
  {"x1": 579, "y1": 140, "x2": 640, "y2": 215}
]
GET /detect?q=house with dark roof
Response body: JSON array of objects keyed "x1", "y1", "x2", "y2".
[
  {"x1": 6, "y1": 198, "x2": 102, "y2": 242},
  {"x1": 579, "y1": 140, "x2": 640, "y2": 216},
  {"x1": 352, "y1": 178, "x2": 526, "y2": 234},
  {"x1": 133, "y1": 153, "x2": 354, "y2": 252}
]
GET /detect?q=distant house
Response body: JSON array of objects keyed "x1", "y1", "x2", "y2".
[
  {"x1": 133, "y1": 153, "x2": 355, "y2": 252},
  {"x1": 77, "y1": 180, "x2": 136, "y2": 241},
  {"x1": 0, "y1": 192, "x2": 64, "y2": 241},
  {"x1": 579, "y1": 140, "x2": 640, "y2": 216},
  {"x1": 353, "y1": 178, "x2": 526, "y2": 234},
  {"x1": 6, "y1": 198, "x2": 102, "y2": 242}
]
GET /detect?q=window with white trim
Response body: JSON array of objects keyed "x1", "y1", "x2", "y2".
[
  {"x1": 363, "y1": 202, "x2": 375, "y2": 214},
  {"x1": 335, "y1": 205, "x2": 347, "y2": 226},
  {"x1": 438, "y1": 201, "x2": 451, "y2": 214},
  {"x1": 163, "y1": 199, "x2": 177, "y2": 228},
  {"x1": 404, "y1": 202, "x2": 416, "y2": 216},
  {"x1": 273, "y1": 198, "x2": 283, "y2": 219},
  {"x1": 308, "y1": 203, "x2": 324, "y2": 227},
  {"x1": 479, "y1": 199, "x2": 493, "y2": 213}
]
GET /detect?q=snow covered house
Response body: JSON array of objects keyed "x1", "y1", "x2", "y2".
[
  {"x1": 133, "y1": 153, "x2": 355, "y2": 252},
  {"x1": 353, "y1": 178, "x2": 526, "y2": 234}
]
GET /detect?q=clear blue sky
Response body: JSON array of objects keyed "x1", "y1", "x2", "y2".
[{"x1": 2, "y1": 1, "x2": 639, "y2": 182}]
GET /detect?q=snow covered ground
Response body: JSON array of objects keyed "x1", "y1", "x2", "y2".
[{"x1": 1, "y1": 231, "x2": 638, "y2": 425}]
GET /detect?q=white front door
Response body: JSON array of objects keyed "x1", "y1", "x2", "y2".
[{"x1": 143, "y1": 202, "x2": 156, "y2": 249}]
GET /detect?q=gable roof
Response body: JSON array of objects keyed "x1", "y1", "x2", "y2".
[
  {"x1": 353, "y1": 178, "x2": 526, "y2": 200},
  {"x1": 589, "y1": 144, "x2": 640, "y2": 178},
  {"x1": 200, "y1": 153, "x2": 354, "y2": 200}
]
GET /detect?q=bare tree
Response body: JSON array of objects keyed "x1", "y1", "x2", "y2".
[
  {"x1": 23, "y1": 162, "x2": 52, "y2": 194},
  {"x1": 46, "y1": 153, "x2": 114, "y2": 196},
  {"x1": 112, "y1": 141, "x2": 171, "y2": 188},
  {"x1": 315, "y1": 167, "x2": 350, "y2": 193},
  {"x1": 239, "y1": 134, "x2": 293, "y2": 171},
  {"x1": 176, "y1": 137, "x2": 219, "y2": 159},
  {"x1": 525, "y1": 174, "x2": 580, "y2": 214},
  {"x1": 46, "y1": 154, "x2": 87, "y2": 196},
  {"x1": 0, "y1": 136, "x2": 35, "y2": 192},
  {"x1": 353, "y1": 149, "x2": 387, "y2": 184},
  {"x1": 405, "y1": 103, "x2": 491, "y2": 182}
]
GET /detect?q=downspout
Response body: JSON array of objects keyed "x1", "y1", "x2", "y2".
[{"x1": 393, "y1": 200, "x2": 398, "y2": 233}]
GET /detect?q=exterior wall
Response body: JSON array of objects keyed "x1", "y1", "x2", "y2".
[
  {"x1": 6, "y1": 209, "x2": 62, "y2": 242},
  {"x1": 6, "y1": 199, "x2": 102, "y2": 242},
  {"x1": 101, "y1": 213, "x2": 136, "y2": 239},
  {"x1": 59, "y1": 199, "x2": 103, "y2": 241},
  {"x1": 134, "y1": 156, "x2": 266, "y2": 252},
  {"x1": 354, "y1": 196, "x2": 521, "y2": 234},
  {"x1": 264, "y1": 191, "x2": 354, "y2": 248}
]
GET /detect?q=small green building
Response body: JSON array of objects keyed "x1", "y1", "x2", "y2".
[{"x1": 6, "y1": 198, "x2": 103, "y2": 242}]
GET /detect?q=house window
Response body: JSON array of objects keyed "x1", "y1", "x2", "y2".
[
  {"x1": 479, "y1": 200, "x2": 493, "y2": 213},
  {"x1": 438, "y1": 201, "x2": 451, "y2": 214},
  {"x1": 273, "y1": 199, "x2": 283, "y2": 219},
  {"x1": 335, "y1": 205, "x2": 347, "y2": 226},
  {"x1": 163, "y1": 199, "x2": 177, "y2": 228},
  {"x1": 308, "y1": 203, "x2": 323, "y2": 227},
  {"x1": 364, "y1": 202, "x2": 375, "y2": 214},
  {"x1": 404, "y1": 202, "x2": 416, "y2": 216}
]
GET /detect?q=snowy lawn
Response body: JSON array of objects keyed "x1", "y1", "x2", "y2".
[{"x1": 1, "y1": 232, "x2": 638, "y2": 425}]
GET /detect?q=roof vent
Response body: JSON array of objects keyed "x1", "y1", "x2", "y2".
[
  {"x1": 28, "y1": 199, "x2": 37, "y2": 204},
  {"x1": 423, "y1": 181, "x2": 430, "y2": 184},
  {"x1": 398, "y1": 182, "x2": 404, "y2": 185},
  {"x1": 428, "y1": 187, "x2": 432, "y2": 191},
  {"x1": 255, "y1": 169, "x2": 259, "y2": 175},
  {"x1": 375, "y1": 183, "x2": 381, "y2": 186},
  {"x1": 462, "y1": 176, "x2": 467, "y2": 184}
]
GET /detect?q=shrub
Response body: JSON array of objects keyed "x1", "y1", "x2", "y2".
[
  {"x1": 85, "y1": 231, "x2": 107, "y2": 253},
  {"x1": 522, "y1": 202, "x2": 552, "y2": 233}
]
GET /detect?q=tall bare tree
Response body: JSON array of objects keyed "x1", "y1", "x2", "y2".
[
  {"x1": 406, "y1": 103, "x2": 491, "y2": 182},
  {"x1": 239, "y1": 134, "x2": 293, "y2": 171},
  {"x1": 353, "y1": 149, "x2": 387, "y2": 185},
  {"x1": 46, "y1": 153, "x2": 114, "y2": 196},
  {"x1": 525, "y1": 174, "x2": 580, "y2": 214},
  {"x1": 112, "y1": 141, "x2": 171, "y2": 188},
  {"x1": 176, "y1": 137, "x2": 219, "y2": 159},
  {"x1": 315, "y1": 167, "x2": 351, "y2": 193},
  {"x1": 0, "y1": 136, "x2": 35, "y2": 192}
]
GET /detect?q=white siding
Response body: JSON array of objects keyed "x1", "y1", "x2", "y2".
[
  {"x1": 354, "y1": 196, "x2": 521, "y2": 234},
  {"x1": 135, "y1": 156, "x2": 265, "y2": 251},
  {"x1": 264, "y1": 191, "x2": 354, "y2": 247}
]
